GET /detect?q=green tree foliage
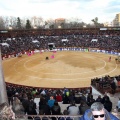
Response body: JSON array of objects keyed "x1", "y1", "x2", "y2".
[
  {"x1": 50, "y1": 24, "x2": 54, "y2": 29},
  {"x1": 0, "y1": 16, "x2": 5, "y2": 29},
  {"x1": 91, "y1": 17, "x2": 98, "y2": 27},
  {"x1": 26, "y1": 19, "x2": 31, "y2": 29},
  {"x1": 16, "y1": 17, "x2": 22, "y2": 29},
  {"x1": 91, "y1": 17, "x2": 104, "y2": 27}
]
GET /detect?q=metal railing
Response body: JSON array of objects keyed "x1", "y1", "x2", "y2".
[
  {"x1": 15, "y1": 113, "x2": 120, "y2": 120},
  {"x1": 5, "y1": 115, "x2": 82, "y2": 120},
  {"x1": 0, "y1": 112, "x2": 120, "y2": 120}
]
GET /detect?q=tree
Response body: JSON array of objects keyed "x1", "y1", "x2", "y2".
[
  {"x1": 26, "y1": 19, "x2": 31, "y2": 29},
  {"x1": 4, "y1": 16, "x2": 9, "y2": 29},
  {"x1": 0, "y1": 16, "x2": 5, "y2": 29},
  {"x1": 9, "y1": 16, "x2": 17, "y2": 29},
  {"x1": 49, "y1": 24, "x2": 54, "y2": 29},
  {"x1": 91, "y1": 17, "x2": 98, "y2": 27},
  {"x1": 16, "y1": 17, "x2": 22, "y2": 29}
]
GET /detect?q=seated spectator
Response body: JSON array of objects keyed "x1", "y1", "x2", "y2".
[
  {"x1": 39, "y1": 100, "x2": 51, "y2": 115},
  {"x1": 34, "y1": 110, "x2": 49, "y2": 120},
  {"x1": 79, "y1": 101, "x2": 90, "y2": 115},
  {"x1": 114, "y1": 77, "x2": 118, "y2": 88},
  {"x1": 12, "y1": 97, "x2": 24, "y2": 115},
  {"x1": 103, "y1": 97, "x2": 112, "y2": 112},
  {"x1": 80, "y1": 94, "x2": 86, "y2": 103},
  {"x1": 67, "y1": 101, "x2": 80, "y2": 115},
  {"x1": 74, "y1": 91, "x2": 81, "y2": 104},
  {"x1": 62, "y1": 94, "x2": 69, "y2": 104},
  {"x1": 59, "y1": 110, "x2": 73, "y2": 120},
  {"x1": 55, "y1": 93, "x2": 62, "y2": 102},
  {"x1": 51, "y1": 101, "x2": 61, "y2": 115},
  {"x1": 68, "y1": 91, "x2": 75, "y2": 104},
  {"x1": 40, "y1": 89, "x2": 46, "y2": 95},
  {"x1": 31, "y1": 88, "x2": 37, "y2": 96},
  {"x1": 80, "y1": 102, "x2": 119, "y2": 120},
  {"x1": 96, "y1": 95, "x2": 102, "y2": 103},
  {"x1": 117, "y1": 97, "x2": 120, "y2": 112},
  {"x1": 110, "y1": 80, "x2": 117, "y2": 94},
  {"x1": 87, "y1": 95, "x2": 95, "y2": 107}
]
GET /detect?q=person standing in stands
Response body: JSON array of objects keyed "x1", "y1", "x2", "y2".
[
  {"x1": 51, "y1": 101, "x2": 61, "y2": 115},
  {"x1": 47, "y1": 96, "x2": 55, "y2": 108},
  {"x1": 80, "y1": 102, "x2": 119, "y2": 120},
  {"x1": 79, "y1": 101, "x2": 90, "y2": 115},
  {"x1": 102, "y1": 93, "x2": 110, "y2": 104},
  {"x1": 110, "y1": 80, "x2": 117, "y2": 94},
  {"x1": 51, "y1": 101, "x2": 61, "y2": 120},
  {"x1": 67, "y1": 101, "x2": 80, "y2": 120},
  {"x1": 27, "y1": 98, "x2": 37, "y2": 119},
  {"x1": 103, "y1": 97, "x2": 112, "y2": 112}
]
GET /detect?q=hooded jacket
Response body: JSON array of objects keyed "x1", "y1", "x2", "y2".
[{"x1": 80, "y1": 109, "x2": 119, "y2": 120}]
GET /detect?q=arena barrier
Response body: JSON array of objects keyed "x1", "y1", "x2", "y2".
[
  {"x1": 58, "y1": 47, "x2": 120, "y2": 56},
  {"x1": 2, "y1": 47, "x2": 120, "y2": 60},
  {"x1": 5, "y1": 114, "x2": 120, "y2": 120}
]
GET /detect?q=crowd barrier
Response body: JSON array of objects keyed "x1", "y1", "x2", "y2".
[
  {"x1": 2, "y1": 47, "x2": 120, "y2": 60},
  {"x1": 57, "y1": 48, "x2": 120, "y2": 56},
  {"x1": 6, "y1": 82, "x2": 92, "y2": 92},
  {"x1": 2, "y1": 114, "x2": 120, "y2": 120}
]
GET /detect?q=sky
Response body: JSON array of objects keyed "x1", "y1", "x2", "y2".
[{"x1": 0, "y1": 0, "x2": 120, "y2": 23}]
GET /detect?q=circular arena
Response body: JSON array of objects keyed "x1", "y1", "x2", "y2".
[
  {"x1": 3, "y1": 50, "x2": 120, "y2": 88},
  {"x1": 1, "y1": 28, "x2": 120, "y2": 119}
]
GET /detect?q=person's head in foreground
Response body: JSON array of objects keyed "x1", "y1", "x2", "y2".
[
  {"x1": 80, "y1": 102, "x2": 119, "y2": 120},
  {"x1": 91, "y1": 102, "x2": 106, "y2": 120},
  {"x1": 0, "y1": 102, "x2": 15, "y2": 120}
]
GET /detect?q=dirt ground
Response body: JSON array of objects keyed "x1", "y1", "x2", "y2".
[{"x1": 2, "y1": 51, "x2": 120, "y2": 88}]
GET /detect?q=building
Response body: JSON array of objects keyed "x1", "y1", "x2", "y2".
[
  {"x1": 113, "y1": 13, "x2": 120, "y2": 26},
  {"x1": 55, "y1": 18, "x2": 65, "y2": 28},
  {"x1": 103, "y1": 22, "x2": 112, "y2": 27}
]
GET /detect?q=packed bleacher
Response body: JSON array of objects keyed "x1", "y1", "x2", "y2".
[
  {"x1": 0, "y1": 28, "x2": 120, "y2": 119},
  {"x1": 1, "y1": 82, "x2": 119, "y2": 119},
  {"x1": 0, "y1": 28, "x2": 120, "y2": 58},
  {"x1": 91, "y1": 75, "x2": 120, "y2": 94}
]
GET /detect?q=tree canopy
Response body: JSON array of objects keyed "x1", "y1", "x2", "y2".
[{"x1": 26, "y1": 19, "x2": 31, "y2": 29}]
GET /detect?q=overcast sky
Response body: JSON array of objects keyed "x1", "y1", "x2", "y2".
[{"x1": 0, "y1": 0, "x2": 120, "y2": 23}]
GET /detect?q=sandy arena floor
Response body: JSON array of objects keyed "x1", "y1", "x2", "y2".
[{"x1": 2, "y1": 51, "x2": 120, "y2": 88}]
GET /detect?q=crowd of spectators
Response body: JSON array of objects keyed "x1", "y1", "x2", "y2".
[
  {"x1": 91, "y1": 75, "x2": 120, "y2": 94},
  {"x1": 0, "y1": 29, "x2": 120, "y2": 58},
  {"x1": 4, "y1": 83, "x2": 120, "y2": 119}
]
